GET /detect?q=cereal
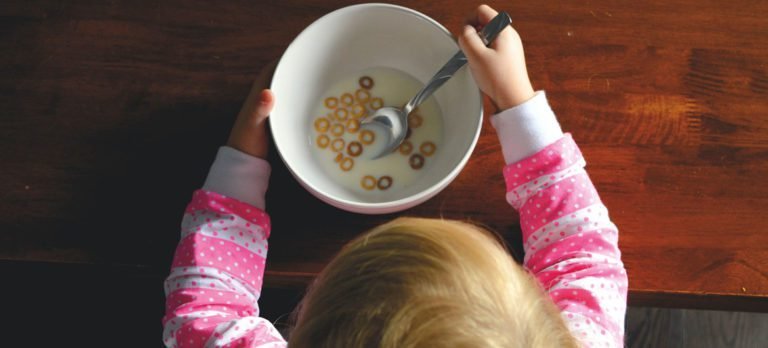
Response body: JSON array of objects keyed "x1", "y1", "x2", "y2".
[
  {"x1": 420, "y1": 141, "x2": 436, "y2": 156},
  {"x1": 340, "y1": 157, "x2": 354, "y2": 171},
  {"x1": 351, "y1": 104, "x2": 366, "y2": 118},
  {"x1": 347, "y1": 141, "x2": 363, "y2": 157},
  {"x1": 331, "y1": 138, "x2": 346, "y2": 152},
  {"x1": 377, "y1": 176, "x2": 393, "y2": 190},
  {"x1": 355, "y1": 89, "x2": 370, "y2": 103},
  {"x1": 334, "y1": 108, "x2": 349, "y2": 121},
  {"x1": 408, "y1": 113, "x2": 423, "y2": 128},
  {"x1": 341, "y1": 93, "x2": 354, "y2": 106},
  {"x1": 359, "y1": 129, "x2": 375, "y2": 145},
  {"x1": 314, "y1": 117, "x2": 330, "y2": 133},
  {"x1": 359, "y1": 76, "x2": 374, "y2": 89},
  {"x1": 398, "y1": 140, "x2": 413, "y2": 155},
  {"x1": 324, "y1": 97, "x2": 338, "y2": 109},
  {"x1": 331, "y1": 123, "x2": 345, "y2": 137},
  {"x1": 409, "y1": 154, "x2": 425, "y2": 170},
  {"x1": 361, "y1": 175, "x2": 377, "y2": 191},
  {"x1": 346, "y1": 119, "x2": 360, "y2": 133},
  {"x1": 312, "y1": 68, "x2": 444, "y2": 194},
  {"x1": 370, "y1": 97, "x2": 383, "y2": 110},
  {"x1": 316, "y1": 134, "x2": 330, "y2": 148}
]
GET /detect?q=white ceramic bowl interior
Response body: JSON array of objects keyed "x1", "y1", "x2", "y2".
[{"x1": 270, "y1": 3, "x2": 482, "y2": 214}]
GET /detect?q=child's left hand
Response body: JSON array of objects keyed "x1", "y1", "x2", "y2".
[{"x1": 227, "y1": 62, "x2": 277, "y2": 160}]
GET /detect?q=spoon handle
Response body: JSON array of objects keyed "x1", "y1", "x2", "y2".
[{"x1": 402, "y1": 12, "x2": 512, "y2": 115}]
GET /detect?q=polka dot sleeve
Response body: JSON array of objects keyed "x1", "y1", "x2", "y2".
[
  {"x1": 162, "y1": 190, "x2": 287, "y2": 347},
  {"x1": 504, "y1": 134, "x2": 628, "y2": 348}
]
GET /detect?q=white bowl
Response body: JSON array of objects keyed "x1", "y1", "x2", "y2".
[{"x1": 270, "y1": 3, "x2": 482, "y2": 214}]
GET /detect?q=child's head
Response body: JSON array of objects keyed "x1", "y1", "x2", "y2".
[{"x1": 289, "y1": 217, "x2": 578, "y2": 347}]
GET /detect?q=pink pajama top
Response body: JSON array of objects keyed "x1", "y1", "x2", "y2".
[{"x1": 162, "y1": 92, "x2": 628, "y2": 347}]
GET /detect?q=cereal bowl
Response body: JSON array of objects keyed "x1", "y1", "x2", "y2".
[{"x1": 270, "y1": 3, "x2": 483, "y2": 214}]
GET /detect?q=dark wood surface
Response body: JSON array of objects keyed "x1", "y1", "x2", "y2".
[
  {"x1": 626, "y1": 307, "x2": 768, "y2": 348},
  {"x1": 2, "y1": 0, "x2": 768, "y2": 316}
]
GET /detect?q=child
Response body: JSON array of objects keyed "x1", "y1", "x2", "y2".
[{"x1": 163, "y1": 4, "x2": 627, "y2": 347}]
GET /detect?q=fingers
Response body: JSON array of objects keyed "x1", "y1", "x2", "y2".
[
  {"x1": 465, "y1": 4, "x2": 499, "y2": 27},
  {"x1": 255, "y1": 89, "x2": 275, "y2": 121},
  {"x1": 463, "y1": 4, "x2": 509, "y2": 51},
  {"x1": 458, "y1": 25, "x2": 488, "y2": 63},
  {"x1": 240, "y1": 88, "x2": 273, "y2": 127},
  {"x1": 228, "y1": 88, "x2": 273, "y2": 158},
  {"x1": 239, "y1": 60, "x2": 278, "y2": 124},
  {"x1": 477, "y1": 4, "x2": 499, "y2": 23},
  {"x1": 227, "y1": 64, "x2": 277, "y2": 159}
]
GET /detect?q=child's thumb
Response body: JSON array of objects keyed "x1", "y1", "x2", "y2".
[
  {"x1": 256, "y1": 89, "x2": 275, "y2": 119},
  {"x1": 457, "y1": 25, "x2": 487, "y2": 62}
]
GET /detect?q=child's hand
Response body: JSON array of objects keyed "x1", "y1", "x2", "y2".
[
  {"x1": 458, "y1": 4, "x2": 535, "y2": 110},
  {"x1": 227, "y1": 62, "x2": 277, "y2": 159}
]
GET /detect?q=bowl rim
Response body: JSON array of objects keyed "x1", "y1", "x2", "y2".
[{"x1": 269, "y1": 2, "x2": 483, "y2": 213}]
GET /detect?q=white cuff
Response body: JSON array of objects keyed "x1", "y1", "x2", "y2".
[
  {"x1": 491, "y1": 91, "x2": 564, "y2": 164},
  {"x1": 203, "y1": 147, "x2": 271, "y2": 210}
]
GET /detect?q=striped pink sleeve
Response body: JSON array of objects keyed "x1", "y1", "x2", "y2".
[
  {"x1": 162, "y1": 190, "x2": 287, "y2": 347},
  {"x1": 504, "y1": 134, "x2": 628, "y2": 347}
]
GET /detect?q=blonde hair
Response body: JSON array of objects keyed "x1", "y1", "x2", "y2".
[{"x1": 289, "y1": 217, "x2": 578, "y2": 347}]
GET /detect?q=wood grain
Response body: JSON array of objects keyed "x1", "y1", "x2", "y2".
[
  {"x1": 626, "y1": 307, "x2": 768, "y2": 348},
  {"x1": 681, "y1": 309, "x2": 768, "y2": 348},
  {"x1": 626, "y1": 307, "x2": 685, "y2": 348},
  {"x1": 1, "y1": 0, "x2": 768, "y2": 310}
]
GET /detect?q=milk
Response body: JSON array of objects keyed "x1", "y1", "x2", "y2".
[{"x1": 309, "y1": 67, "x2": 443, "y2": 195}]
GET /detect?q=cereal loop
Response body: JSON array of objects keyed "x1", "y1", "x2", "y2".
[
  {"x1": 361, "y1": 175, "x2": 376, "y2": 191},
  {"x1": 370, "y1": 97, "x2": 383, "y2": 110},
  {"x1": 420, "y1": 141, "x2": 436, "y2": 156},
  {"x1": 341, "y1": 93, "x2": 354, "y2": 106},
  {"x1": 340, "y1": 157, "x2": 354, "y2": 171},
  {"x1": 355, "y1": 89, "x2": 370, "y2": 103},
  {"x1": 377, "y1": 176, "x2": 393, "y2": 190},
  {"x1": 331, "y1": 138, "x2": 346, "y2": 152},
  {"x1": 346, "y1": 119, "x2": 360, "y2": 133},
  {"x1": 351, "y1": 104, "x2": 366, "y2": 118},
  {"x1": 347, "y1": 141, "x2": 363, "y2": 157},
  {"x1": 334, "y1": 108, "x2": 349, "y2": 121},
  {"x1": 359, "y1": 129, "x2": 375, "y2": 145},
  {"x1": 324, "y1": 97, "x2": 338, "y2": 109},
  {"x1": 408, "y1": 113, "x2": 423, "y2": 128},
  {"x1": 334, "y1": 152, "x2": 343, "y2": 163},
  {"x1": 316, "y1": 134, "x2": 330, "y2": 149},
  {"x1": 398, "y1": 140, "x2": 413, "y2": 155},
  {"x1": 314, "y1": 117, "x2": 330, "y2": 133},
  {"x1": 359, "y1": 76, "x2": 374, "y2": 89},
  {"x1": 409, "y1": 154, "x2": 425, "y2": 170},
  {"x1": 331, "y1": 123, "x2": 345, "y2": 137}
]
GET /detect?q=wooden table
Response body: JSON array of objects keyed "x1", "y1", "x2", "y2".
[{"x1": 2, "y1": 0, "x2": 767, "y2": 328}]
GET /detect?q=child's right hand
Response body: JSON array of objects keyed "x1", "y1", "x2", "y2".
[{"x1": 458, "y1": 5, "x2": 535, "y2": 111}]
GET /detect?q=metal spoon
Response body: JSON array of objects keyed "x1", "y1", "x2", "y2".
[{"x1": 361, "y1": 12, "x2": 512, "y2": 159}]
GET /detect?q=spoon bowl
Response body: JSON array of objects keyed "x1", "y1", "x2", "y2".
[{"x1": 362, "y1": 106, "x2": 407, "y2": 159}]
